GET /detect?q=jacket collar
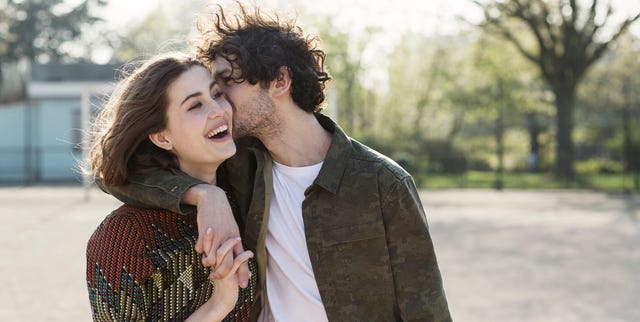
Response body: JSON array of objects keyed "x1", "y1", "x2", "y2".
[
  {"x1": 247, "y1": 113, "x2": 351, "y2": 195},
  {"x1": 312, "y1": 113, "x2": 350, "y2": 195}
]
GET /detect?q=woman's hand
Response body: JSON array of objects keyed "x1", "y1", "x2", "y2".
[
  {"x1": 184, "y1": 184, "x2": 250, "y2": 288},
  {"x1": 186, "y1": 237, "x2": 253, "y2": 322},
  {"x1": 209, "y1": 238, "x2": 254, "y2": 314}
]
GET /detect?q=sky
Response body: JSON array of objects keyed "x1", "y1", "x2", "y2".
[
  {"x1": 97, "y1": 0, "x2": 640, "y2": 35},
  {"x1": 98, "y1": 0, "x2": 484, "y2": 34}
]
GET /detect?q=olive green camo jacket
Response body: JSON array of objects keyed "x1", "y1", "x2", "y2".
[{"x1": 102, "y1": 114, "x2": 452, "y2": 322}]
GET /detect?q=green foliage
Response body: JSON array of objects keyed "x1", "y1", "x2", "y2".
[
  {"x1": 101, "y1": 5, "x2": 640, "y2": 190},
  {"x1": 0, "y1": 0, "x2": 638, "y2": 189},
  {"x1": 419, "y1": 171, "x2": 634, "y2": 191},
  {"x1": 575, "y1": 159, "x2": 624, "y2": 175},
  {"x1": 312, "y1": 17, "x2": 376, "y2": 137},
  {"x1": 474, "y1": 0, "x2": 640, "y2": 180},
  {"x1": 0, "y1": 3, "x2": 14, "y2": 57},
  {"x1": 385, "y1": 33, "x2": 464, "y2": 140},
  {"x1": 577, "y1": 34, "x2": 640, "y2": 175}
]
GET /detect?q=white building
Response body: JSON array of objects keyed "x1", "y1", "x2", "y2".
[{"x1": 0, "y1": 63, "x2": 116, "y2": 184}]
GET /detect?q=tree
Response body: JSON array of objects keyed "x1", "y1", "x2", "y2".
[
  {"x1": 110, "y1": 0, "x2": 201, "y2": 63},
  {"x1": 468, "y1": 33, "x2": 551, "y2": 186},
  {"x1": 384, "y1": 33, "x2": 476, "y2": 175},
  {"x1": 0, "y1": 0, "x2": 106, "y2": 102},
  {"x1": 579, "y1": 34, "x2": 640, "y2": 189},
  {"x1": 2, "y1": 0, "x2": 106, "y2": 63},
  {"x1": 0, "y1": 1, "x2": 16, "y2": 101},
  {"x1": 473, "y1": 0, "x2": 640, "y2": 179},
  {"x1": 305, "y1": 14, "x2": 383, "y2": 139}
]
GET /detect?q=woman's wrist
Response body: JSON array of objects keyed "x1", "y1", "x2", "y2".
[
  {"x1": 185, "y1": 297, "x2": 229, "y2": 322},
  {"x1": 204, "y1": 299, "x2": 229, "y2": 322}
]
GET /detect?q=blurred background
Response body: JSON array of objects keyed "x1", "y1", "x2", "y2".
[
  {"x1": 1, "y1": 0, "x2": 639, "y2": 190},
  {"x1": 1, "y1": 1, "x2": 640, "y2": 321}
]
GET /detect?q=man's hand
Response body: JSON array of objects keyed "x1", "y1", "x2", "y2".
[{"x1": 183, "y1": 184, "x2": 250, "y2": 288}]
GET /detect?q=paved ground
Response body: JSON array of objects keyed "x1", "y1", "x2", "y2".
[{"x1": 0, "y1": 186, "x2": 638, "y2": 321}]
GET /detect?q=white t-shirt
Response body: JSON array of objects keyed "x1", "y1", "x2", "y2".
[{"x1": 258, "y1": 160, "x2": 329, "y2": 322}]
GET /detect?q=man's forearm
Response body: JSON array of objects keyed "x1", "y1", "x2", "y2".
[
  {"x1": 188, "y1": 184, "x2": 249, "y2": 288},
  {"x1": 97, "y1": 168, "x2": 205, "y2": 213},
  {"x1": 98, "y1": 169, "x2": 249, "y2": 288}
]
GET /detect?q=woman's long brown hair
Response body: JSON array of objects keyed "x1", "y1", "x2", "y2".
[{"x1": 89, "y1": 53, "x2": 204, "y2": 186}]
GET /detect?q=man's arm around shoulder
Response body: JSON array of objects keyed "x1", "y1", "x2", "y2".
[{"x1": 97, "y1": 168, "x2": 250, "y2": 288}]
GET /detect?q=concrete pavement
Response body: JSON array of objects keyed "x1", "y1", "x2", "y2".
[
  {"x1": 424, "y1": 190, "x2": 640, "y2": 322},
  {"x1": 0, "y1": 187, "x2": 638, "y2": 321}
]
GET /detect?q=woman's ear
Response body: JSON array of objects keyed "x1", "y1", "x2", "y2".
[{"x1": 149, "y1": 131, "x2": 173, "y2": 151}]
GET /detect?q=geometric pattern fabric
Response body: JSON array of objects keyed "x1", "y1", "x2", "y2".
[{"x1": 86, "y1": 205, "x2": 255, "y2": 321}]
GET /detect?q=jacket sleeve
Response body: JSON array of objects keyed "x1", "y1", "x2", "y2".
[
  {"x1": 86, "y1": 214, "x2": 152, "y2": 321},
  {"x1": 97, "y1": 168, "x2": 206, "y2": 214},
  {"x1": 381, "y1": 176, "x2": 452, "y2": 322}
]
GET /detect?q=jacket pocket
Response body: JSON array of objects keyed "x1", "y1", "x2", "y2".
[
  {"x1": 320, "y1": 221, "x2": 394, "y2": 299},
  {"x1": 322, "y1": 221, "x2": 385, "y2": 247}
]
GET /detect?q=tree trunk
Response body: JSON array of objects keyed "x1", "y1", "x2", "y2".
[
  {"x1": 495, "y1": 106, "x2": 504, "y2": 190},
  {"x1": 493, "y1": 79, "x2": 505, "y2": 190},
  {"x1": 622, "y1": 105, "x2": 632, "y2": 166},
  {"x1": 340, "y1": 78, "x2": 355, "y2": 133},
  {"x1": 621, "y1": 78, "x2": 639, "y2": 191},
  {"x1": 553, "y1": 83, "x2": 576, "y2": 180},
  {"x1": 526, "y1": 113, "x2": 541, "y2": 173}
]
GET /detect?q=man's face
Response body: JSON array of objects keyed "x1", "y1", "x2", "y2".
[{"x1": 212, "y1": 56, "x2": 279, "y2": 140}]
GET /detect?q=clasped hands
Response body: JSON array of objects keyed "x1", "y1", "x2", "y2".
[
  {"x1": 189, "y1": 184, "x2": 252, "y2": 289},
  {"x1": 199, "y1": 227, "x2": 253, "y2": 283}
]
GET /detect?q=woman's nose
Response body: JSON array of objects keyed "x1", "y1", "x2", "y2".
[{"x1": 207, "y1": 102, "x2": 224, "y2": 119}]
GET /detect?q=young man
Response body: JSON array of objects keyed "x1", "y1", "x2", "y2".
[{"x1": 103, "y1": 3, "x2": 451, "y2": 321}]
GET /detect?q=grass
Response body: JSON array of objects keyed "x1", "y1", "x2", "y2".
[{"x1": 417, "y1": 171, "x2": 640, "y2": 192}]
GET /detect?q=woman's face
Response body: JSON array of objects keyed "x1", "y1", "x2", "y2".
[{"x1": 151, "y1": 65, "x2": 235, "y2": 183}]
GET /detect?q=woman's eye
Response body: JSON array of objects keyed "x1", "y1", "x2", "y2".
[{"x1": 188, "y1": 102, "x2": 202, "y2": 111}]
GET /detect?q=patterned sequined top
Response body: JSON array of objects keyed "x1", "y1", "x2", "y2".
[{"x1": 86, "y1": 205, "x2": 256, "y2": 321}]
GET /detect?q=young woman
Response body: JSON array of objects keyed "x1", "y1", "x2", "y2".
[{"x1": 85, "y1": 53, "x2": 255, "y2": 321}]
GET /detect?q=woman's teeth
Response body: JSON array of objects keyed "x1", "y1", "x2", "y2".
[{"x1": 207, "y1": 125, "x2": 228, "y2": 139}]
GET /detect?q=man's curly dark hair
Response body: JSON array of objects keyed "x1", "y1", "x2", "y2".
[{"x1": 194, "y1": 1, "x2": 331, "y2": 113}]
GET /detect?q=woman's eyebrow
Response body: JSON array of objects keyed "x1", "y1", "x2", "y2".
[{"x1": 181, "y1": 92, "x2": 202, "y2": 105}]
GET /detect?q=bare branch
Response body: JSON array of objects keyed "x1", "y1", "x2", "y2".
[
  {"x1": 581, "y1": 0, "x2": 599, "y2": 37},
  {"x1": 587, "y1": 12, "x2": 640, "y2": 66},
  {"x1": 474, "y1": 0, "x2": 541, "y2": 65},
  {"x1": 569, "y1": 0, "x2": 578, "y2": 25},
  {"x1": 600, "y1": 3, "x2": 614, "y2": 30},
  {"x1": 499, "y1": 25, "x2": 540, "y2": 64},
  {"x1": 536, "y1": 0, "x2": 559, "y2": 54},
  {"x1": 510, "y1": 0, "x2": 559, "y2": 69}
]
